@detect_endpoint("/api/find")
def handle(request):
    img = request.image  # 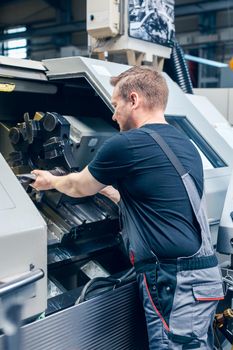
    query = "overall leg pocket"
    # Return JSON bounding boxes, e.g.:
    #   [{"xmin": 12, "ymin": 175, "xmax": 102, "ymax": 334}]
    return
[
  {"xmin": 192, "ymin": 281, "xmax": 224, "ymax": 337},
  {"xmin": 167, "ymin": 270, "xmax": 224, "ymax": 349}
]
